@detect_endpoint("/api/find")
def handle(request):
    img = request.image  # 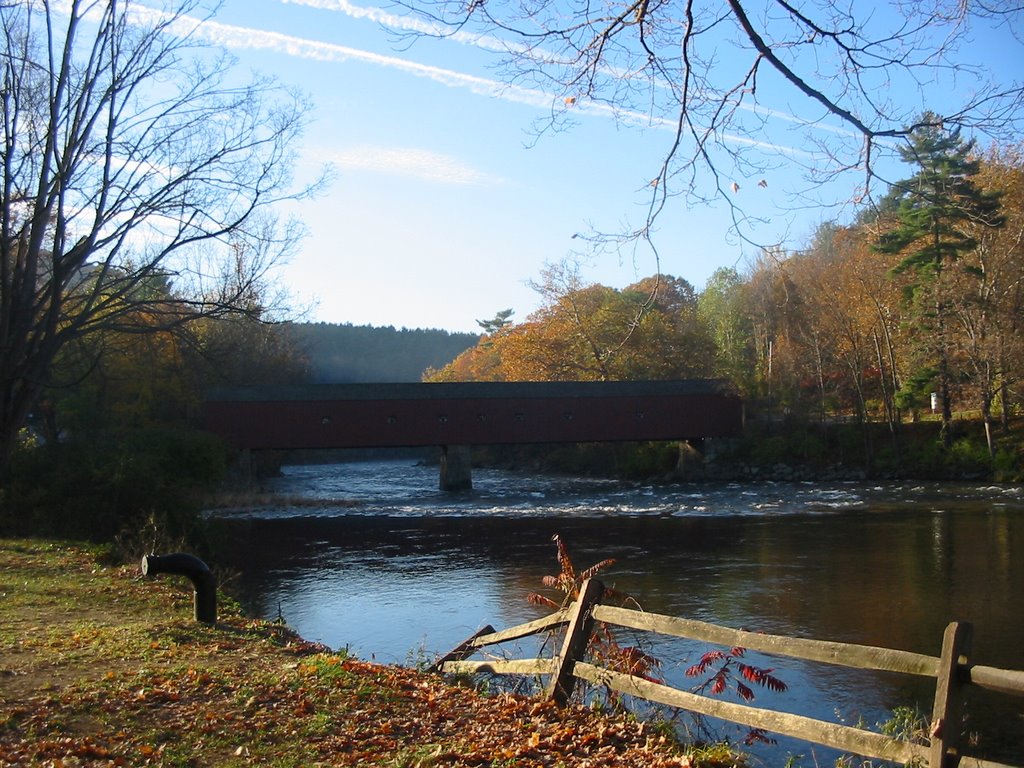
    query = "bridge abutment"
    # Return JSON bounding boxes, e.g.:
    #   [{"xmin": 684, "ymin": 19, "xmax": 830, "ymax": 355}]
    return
[{"xmin": 440, "ymin": 445, "xmax": 472, "ymax": 491}]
